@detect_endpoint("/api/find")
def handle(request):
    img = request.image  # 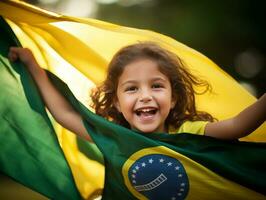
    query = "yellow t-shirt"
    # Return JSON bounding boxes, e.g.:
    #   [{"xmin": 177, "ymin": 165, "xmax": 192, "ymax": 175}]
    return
[{"xmin": 169, "ymin": 121, "xmax": 209, "ymax": 135}]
